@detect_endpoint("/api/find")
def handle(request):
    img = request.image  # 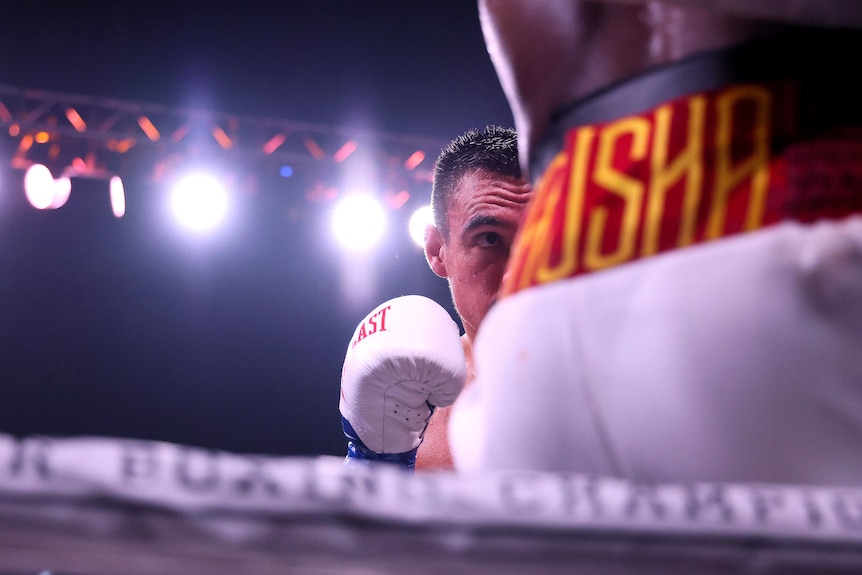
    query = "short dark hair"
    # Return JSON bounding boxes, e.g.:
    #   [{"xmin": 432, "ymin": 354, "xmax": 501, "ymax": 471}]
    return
[{"xmin": 431, "ymin": 125, "xmax": 521, "ymax": 239}]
